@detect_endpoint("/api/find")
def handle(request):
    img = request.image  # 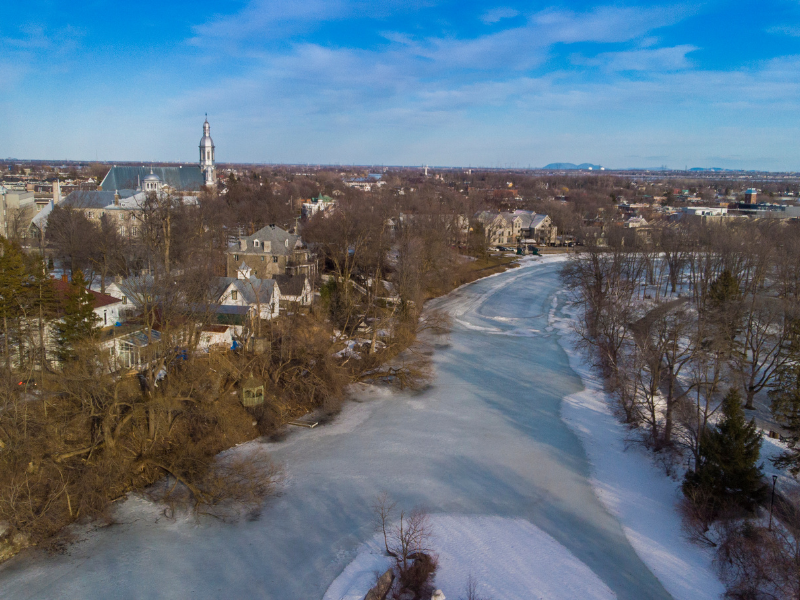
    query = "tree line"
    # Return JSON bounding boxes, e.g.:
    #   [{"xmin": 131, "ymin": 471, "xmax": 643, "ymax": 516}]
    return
[{"xmin": 562, "ymin": 218, "xmax": 800, "ymax": 597}]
